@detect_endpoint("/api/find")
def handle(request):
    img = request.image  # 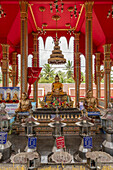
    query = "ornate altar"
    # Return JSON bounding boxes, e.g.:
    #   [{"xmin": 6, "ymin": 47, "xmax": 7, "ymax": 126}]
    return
[
  {"xmin": 40, "ymin": 75, "xmax": 73, "ymax": 108},
  {"xmin": 0, "ymin": 87, "xmax": 19, "ymax": 103}
]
